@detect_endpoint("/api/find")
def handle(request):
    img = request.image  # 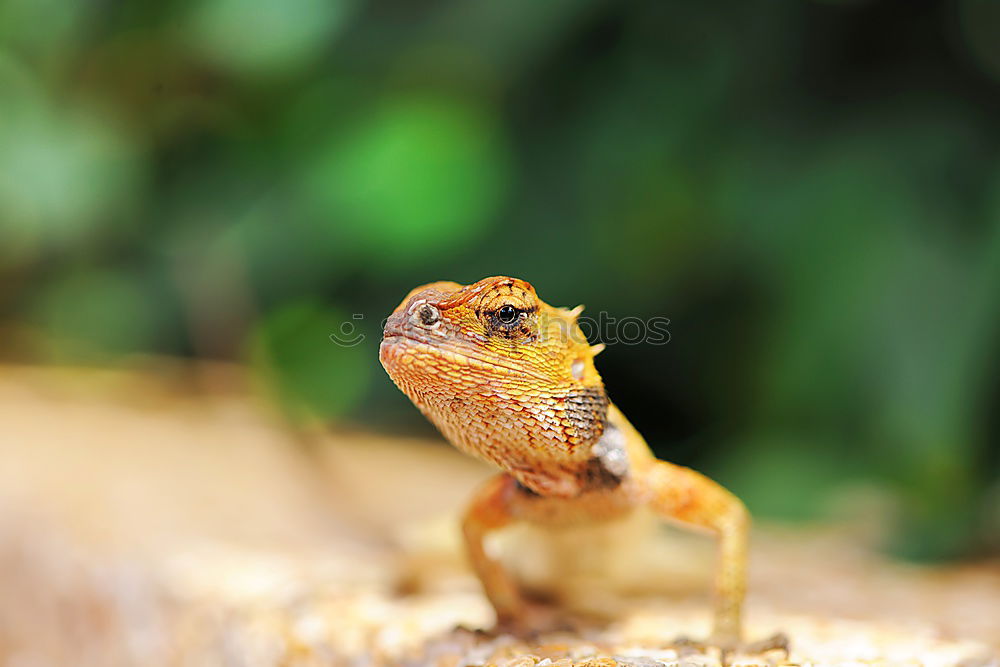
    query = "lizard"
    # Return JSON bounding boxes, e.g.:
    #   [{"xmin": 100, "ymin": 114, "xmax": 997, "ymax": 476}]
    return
[{"xmin": 378, "ymin": 275, "xmax": 787, "ymax": 655}]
